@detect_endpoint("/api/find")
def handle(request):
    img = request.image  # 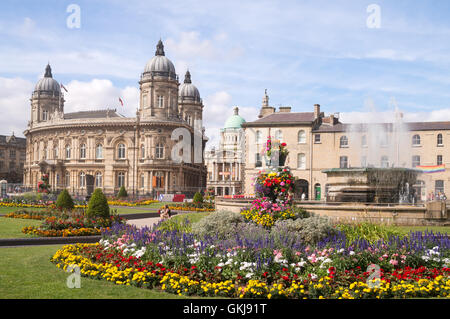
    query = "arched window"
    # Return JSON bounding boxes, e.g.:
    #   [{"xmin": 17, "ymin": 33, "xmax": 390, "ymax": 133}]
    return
[
  {"xmin": 256, "ymin": 131, "xmax": 262, "ymax": 144},
  {"xmin": 117, "ymin": 172, "xmax": 125, "ymax": 188},
  {"xmin": 437, "ymin": 133, "xmax": 443, "ymax": 146},
  {"xmin": 381, "ymin": 156, "xmax": 389, "ymax": 168},
  {"xmin": 340, "ymin": 136, "xmax": 348, "ymax": 148},
  {"xmin": 79, "ymin": 172, "xmax": 86, "ymax": 188},
  {"xmin": 95, "ymin": 144, "xmax": 103, "ymax": 159},
  {"xmin": 117, "ymin": 143, "xmax": 126, "ymax": 159},
  {"xmin": 155, "ymin": 143, "xmax": 164, "ymax": 159},
  {"xmin": 275, "ymin": 130, "xmax": 283, "ymax": 142},
  {"xmin": 65, "ymin": 145, "xmax": 71, "ymax": 159},
  {"xmin": 79, "ymin": 143, "xmax": 86, "ymax": 159},
  {"xmin": 412, "ymin": 134, "xmax": 421, "ymax": 146},
  {"xmin": 158, "ymin": 96, "xmax": 164, "ymax": 108},
  {"xmin": 298, "ymin": 130, "xmax": 306, "ymax": 144},
  {"xmin": 53, "ymin": 147, "xmax": 58, "ymax": 159},
  {"xmin": 95, "ymin": 172, "xmax": 102, "ymax": 188},
  {"xmin": 140, "ymin": 174, "xmax": 145, "ymax": 189},
  {"xmin": 42, "ymin": 110, "xmax": 48, "ymax": 121},
  {"xmin": 297, "ymin": 153, "xmax": 306, "ymax": 169},
  {"xmin": 141, "ymin": 145, "xmax": 145, "ymax": 159}
]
